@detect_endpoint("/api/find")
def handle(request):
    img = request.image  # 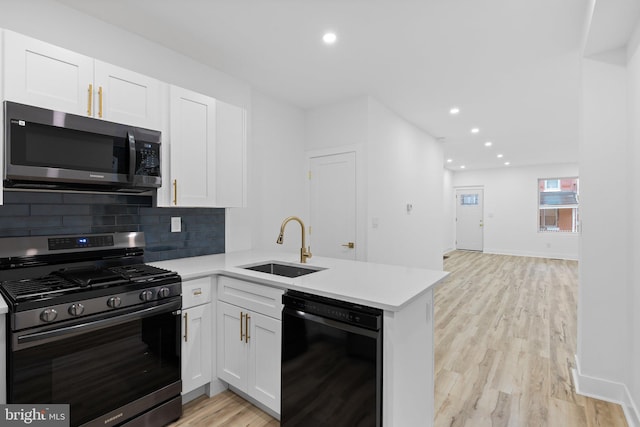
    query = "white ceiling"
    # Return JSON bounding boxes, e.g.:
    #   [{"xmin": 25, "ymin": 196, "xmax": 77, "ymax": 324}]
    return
[{"xmin": 56, "ymin": 0, "xmax": 590, "ymax": 171}]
